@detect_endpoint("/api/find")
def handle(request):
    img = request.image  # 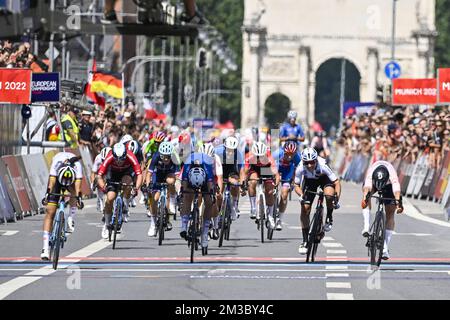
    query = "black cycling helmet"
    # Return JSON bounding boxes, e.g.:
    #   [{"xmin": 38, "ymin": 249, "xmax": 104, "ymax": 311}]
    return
[{"xmin": 372, "ymin": 165, "xmax": 390, "ymax": 191}]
